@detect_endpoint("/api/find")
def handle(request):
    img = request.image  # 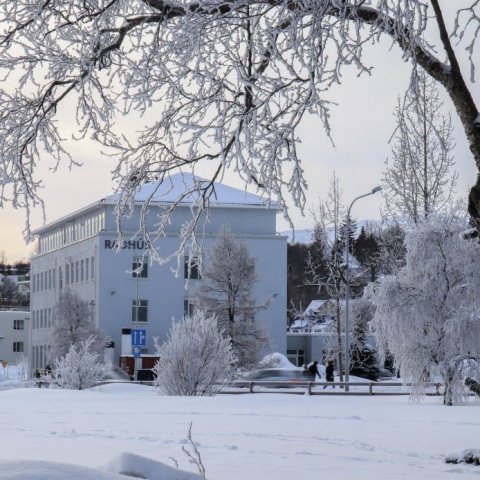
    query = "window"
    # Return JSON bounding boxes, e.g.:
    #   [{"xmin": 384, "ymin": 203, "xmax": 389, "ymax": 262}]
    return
[
  {"xmin": 80, "ymin": 259, "xmax": 84, "ymax": 282},
  {"xmin": 91, "ymin": 257, "xmax": 95, "ymax": 280},
  {"xmin": 13, "ymin": 342, "xmax": 24, "ymax": 353},
  {"xmin": 85, "ymin": 260, "xmax": 89, "ymax": 281},
  {"xmin": 13, "ymin": 319, "xmax": 24, "ymax": 330},
  {"xmin": 184, "ymin": 256, "xmax": 201, "ymax": 280},
  {"xmin": 132, "ymin": 299, "xmax": 148, "ymax": 323},
  {"xmin": 287, "ymin": 349, "xmax": 305, "ymax": 367},
  {"xmin": 65, "ymin": 264, "xmax": 70, "ymax": 286},
  {"xmin": 59, "ymin": 266, "xmax": 63, "ymax": 290},
  {"xmin": 132, "ymin": 256, "xmax": 148, "ymax": 278},
  {"xmin": 184, "ymin": 299, "xmax": 195, "ymax": 318},
  {"xmin": 75, "ymin": 261, "xmax": 79, "ymax": 283}
]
